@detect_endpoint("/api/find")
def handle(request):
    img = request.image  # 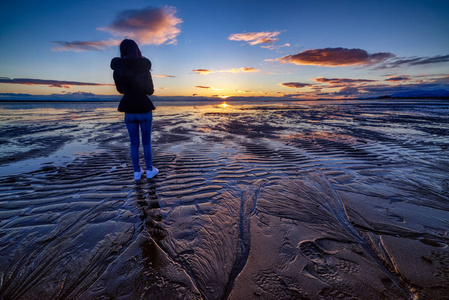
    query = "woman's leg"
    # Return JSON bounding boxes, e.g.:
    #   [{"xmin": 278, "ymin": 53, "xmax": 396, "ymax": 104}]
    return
[
  {"xmin": 125, "ymin": 121, "xmax": 141, "ymax": 172},
  {"xmin": 140, "ymin": 114, "xmax": 153, "ymax": 171}
]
